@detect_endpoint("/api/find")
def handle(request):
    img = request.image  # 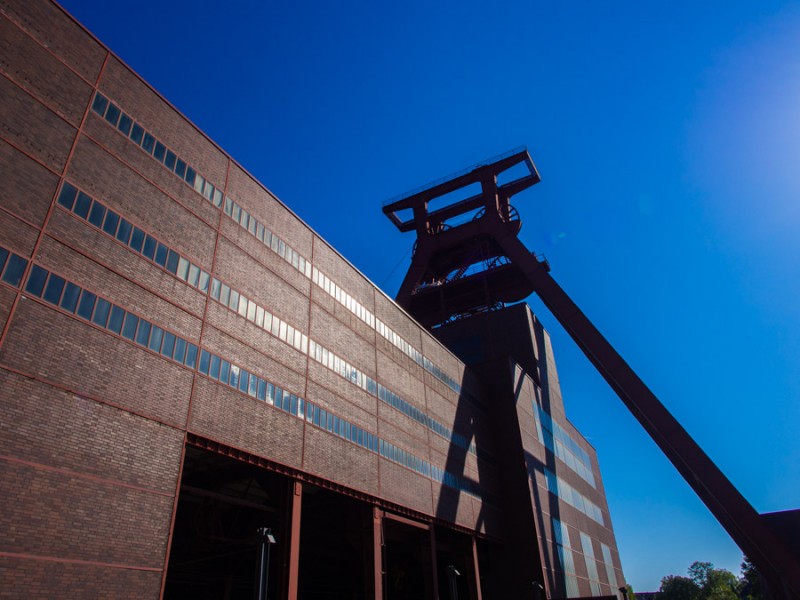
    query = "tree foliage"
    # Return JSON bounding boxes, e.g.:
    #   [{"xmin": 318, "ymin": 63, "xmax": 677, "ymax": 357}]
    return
[{"xmin": 658, "ymin": 559, "xmax": 760, "ymax": 600}]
